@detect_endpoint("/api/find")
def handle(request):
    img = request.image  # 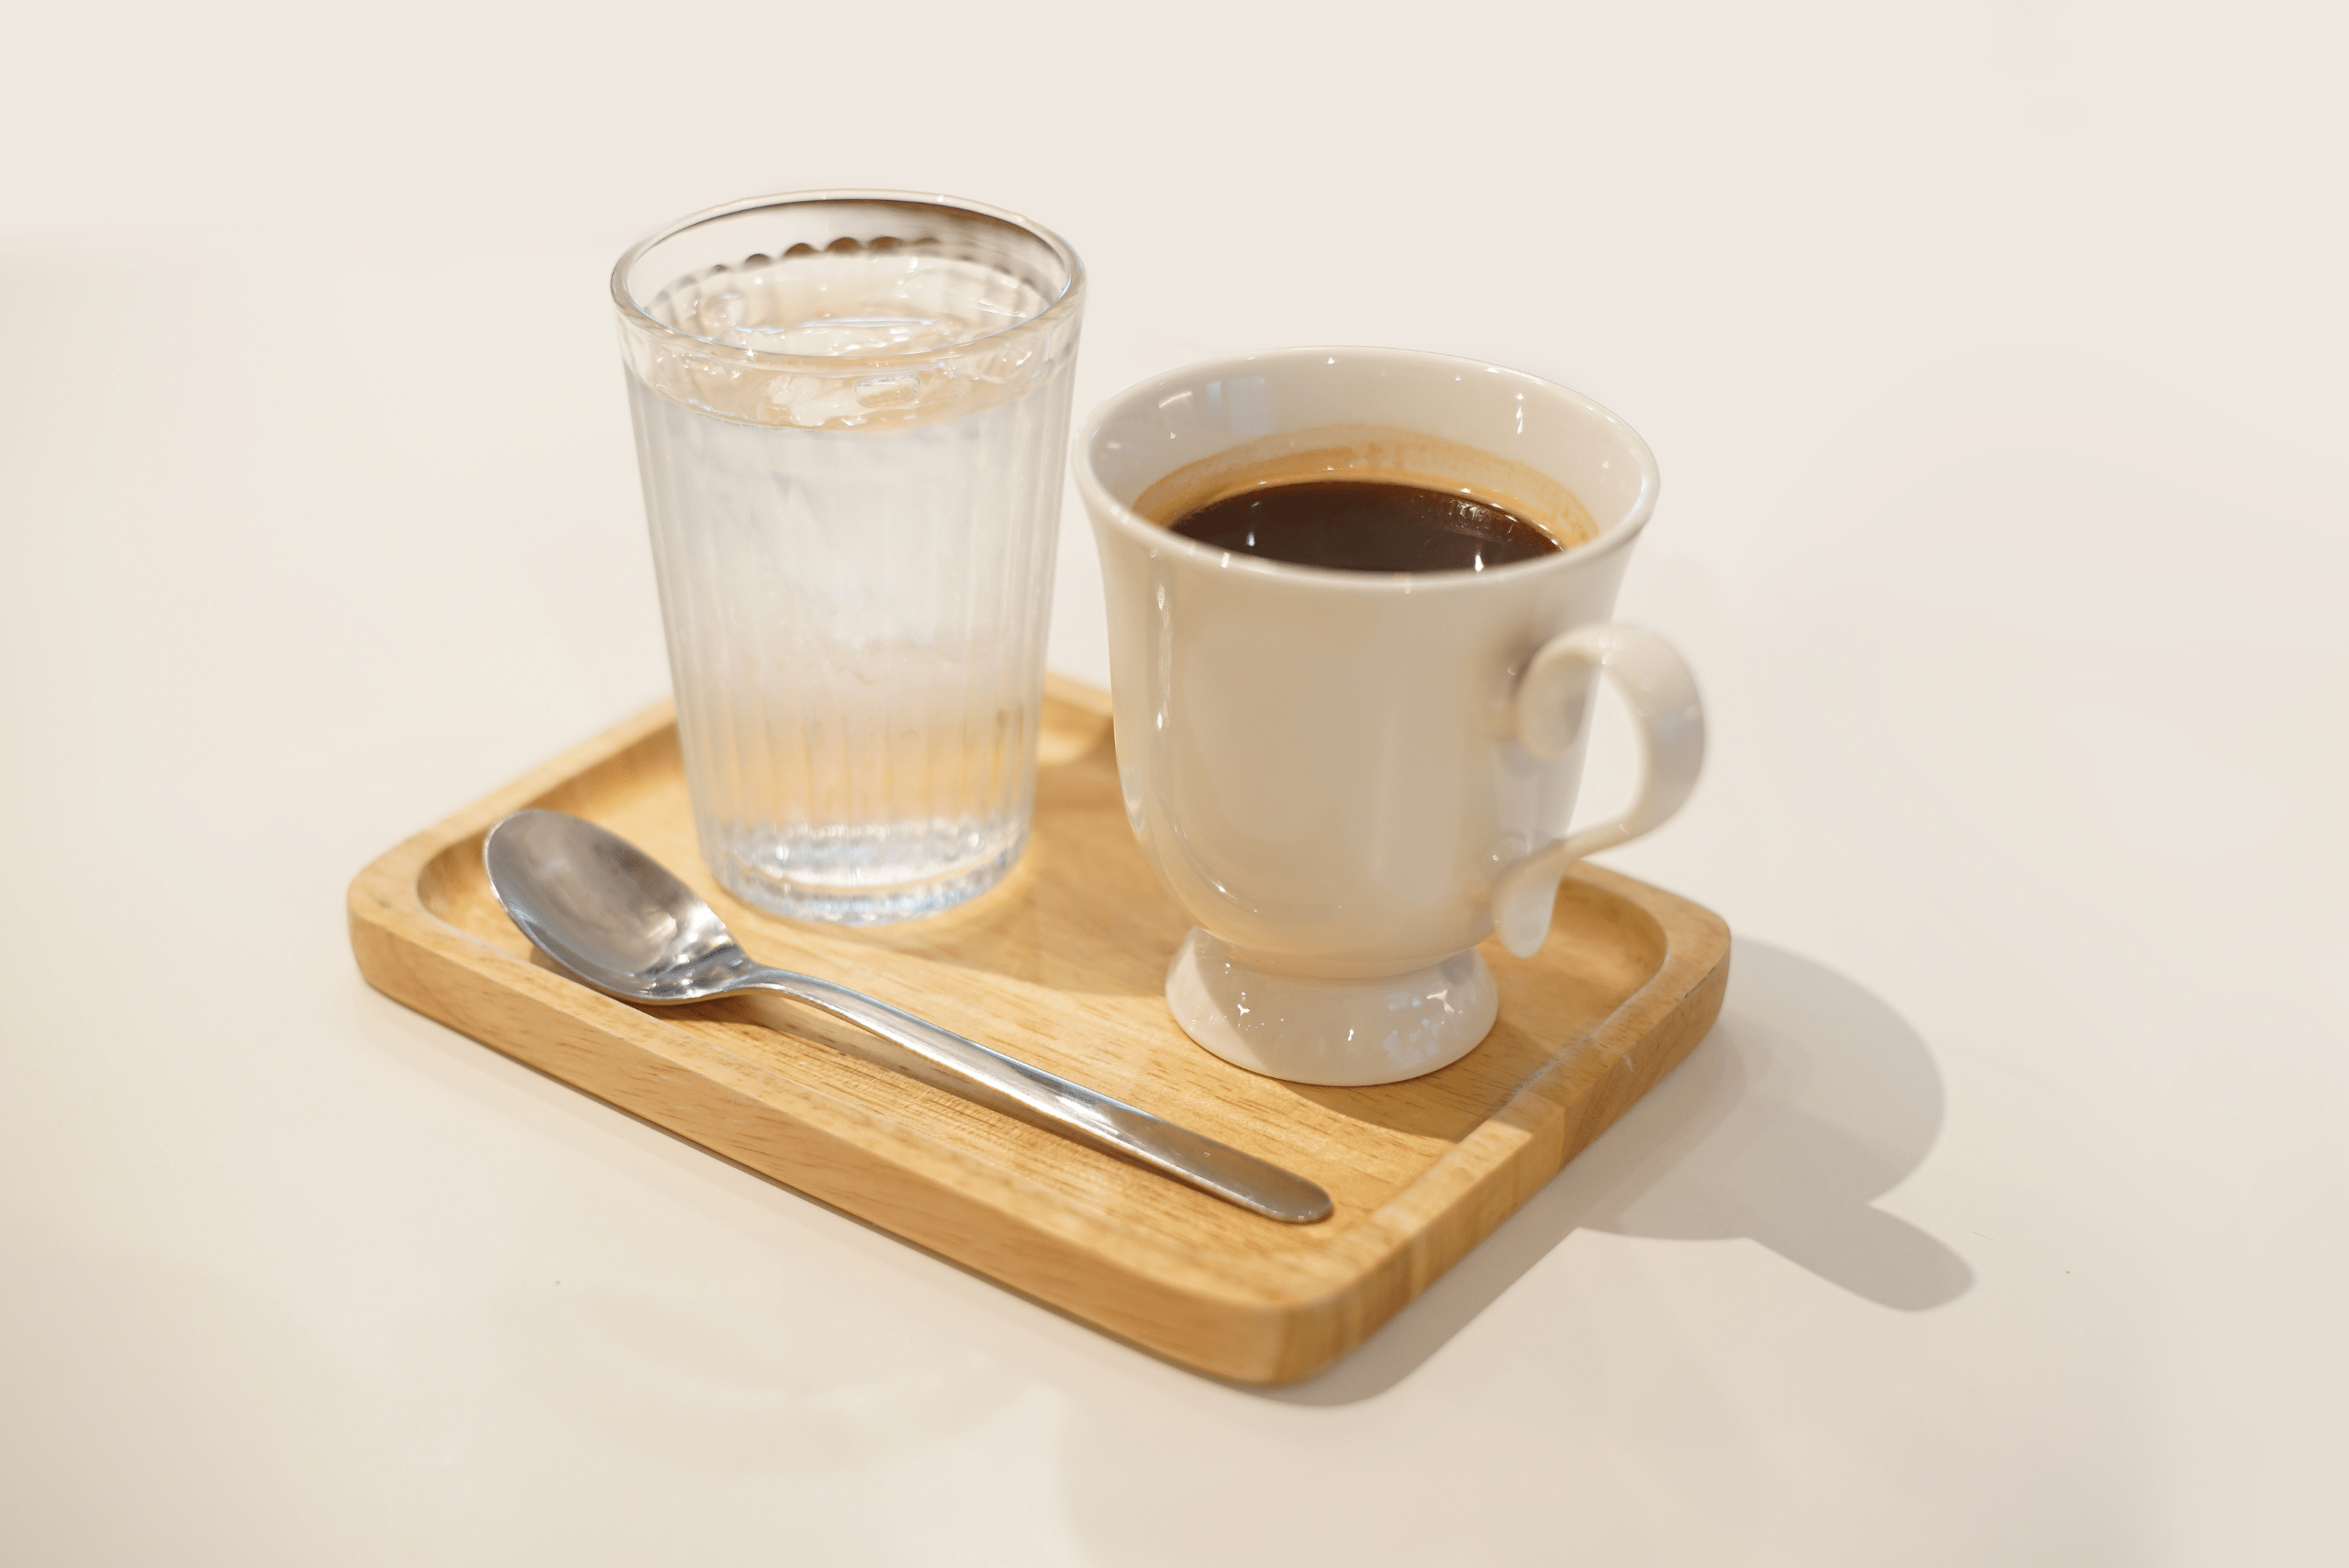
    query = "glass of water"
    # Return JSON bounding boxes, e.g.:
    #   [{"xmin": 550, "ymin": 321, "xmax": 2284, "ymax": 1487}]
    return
[{"xmin": 612, "ymin": 192, "xmax": 1085, "ymax": 923}]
